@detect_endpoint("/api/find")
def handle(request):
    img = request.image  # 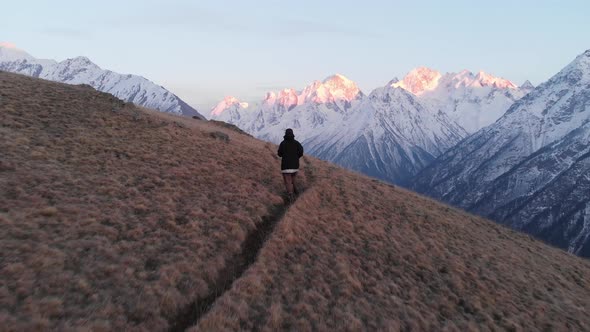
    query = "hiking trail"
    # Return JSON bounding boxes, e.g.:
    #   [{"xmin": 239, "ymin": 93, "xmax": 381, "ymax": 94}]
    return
[{"xmin": 168, "ymin": 158, "xmax": 315, "ymax": 331}]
